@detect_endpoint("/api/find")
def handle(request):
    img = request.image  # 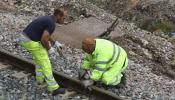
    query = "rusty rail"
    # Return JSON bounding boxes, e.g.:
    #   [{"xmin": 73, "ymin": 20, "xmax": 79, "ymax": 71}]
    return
[{"xmin": 0, "ymin": 48, "xmax": 123, "ymax": 100}]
